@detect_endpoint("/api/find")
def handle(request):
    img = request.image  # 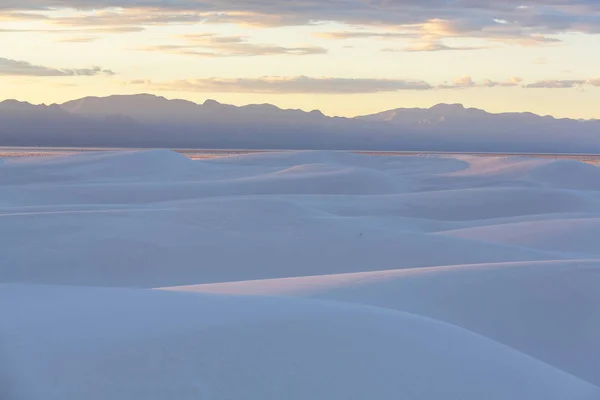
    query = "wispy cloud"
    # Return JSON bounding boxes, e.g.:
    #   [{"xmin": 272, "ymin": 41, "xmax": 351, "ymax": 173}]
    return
[
  {"xmin": 384, "ymin": 41, "xmax": 487, "ymax": 52},
  {"xmin": 143, "ymin": 74, "xmax": 600, "ymax": 94},
  {"xmin": 56, "ymin": 37, "xmax": 99, "ymax": 43},
  {"xmin": 483, "ymin": 77, "xmax": 523, "ymax": 87},
  {"xmin": 524, "ymin": 79, "xmax": 599, "ymax": 89},
  {"xmin": 316, "ymin": 31, "xmax": 417, "ymax": 40},
  {"xmin": 437, "ymin": 76, "xmax": 477, "ymax": 89},
  {"xmin": 588, "ymin": 78, "xmax": 600, "ymax": 87},
  {"xmin": 0, "ymin": 27, "xmax": 144, "ymax": 34},
  {"xmin": 153, "ymin": 76, "xmax": 433, "ymax": 94},
  {"xmin": 316, "ymin": 22, "xmax": 562, "ymax": 48},
  {"xmin": 435, "ymin": 76, "xmax": 527, "ymax": 89},
  {"xmin": 0, "ymin": 11, "xmax": 47, "ymax": 21},
  {"xmin": 127, "ymin": 79, "xmax": 152, "ymax": 85},
  {"xmin": 140, "ymin": 34, "xmax": 326, "ymax": 57},
  {"xmin": 0, "ymin": 57, "xmax": 114, "ymax": 77},
  {"xmin": 418, "ymin": 18, "xmax": 563, "ymax": 46}
]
